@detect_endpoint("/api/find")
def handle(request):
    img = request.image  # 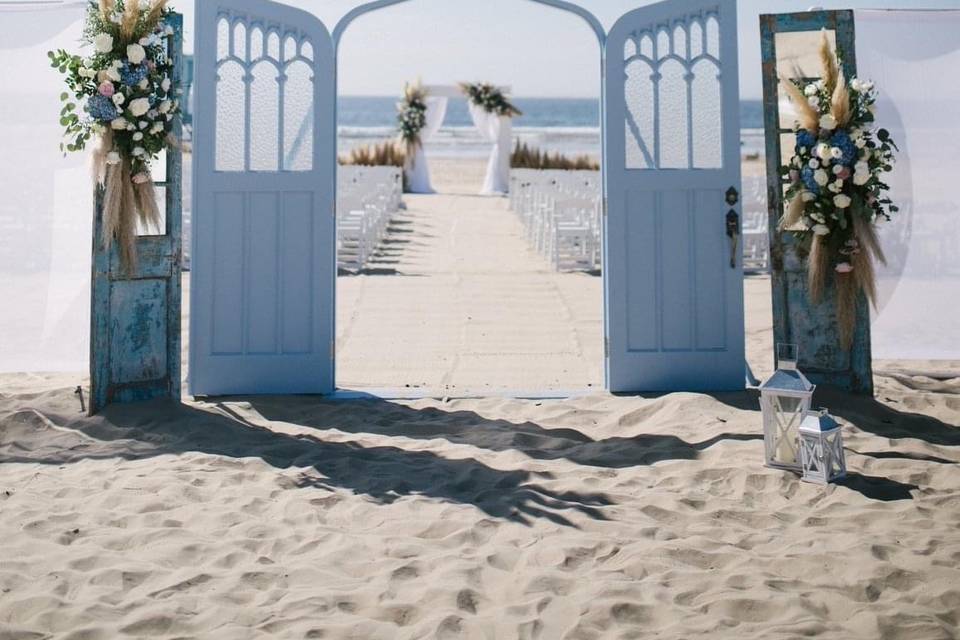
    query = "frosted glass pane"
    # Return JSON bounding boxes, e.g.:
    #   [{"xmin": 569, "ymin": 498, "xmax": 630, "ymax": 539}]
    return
[
  {"xmin": 249, "ymin": 61, "xmax": 279, "ymax": 172},
  {"xmin": 216, "ymin": 17, "xmax": 229, "ymax": 61},
  {"xmin": 284, "ymin": 35, "xmax": 297, "ymax": 63},
  {"xmin": 691, "ymin": 59, "xmax": 722, "ymax": 169},
  {"xmin": 250, "ymin": 26, "xmax": 264, "ymax": 60},
  {"xmin": 673, "ymin": 24, "xmax": 687, "ymax": 59},
  {"xmin": 624, "ymin": 37, "xmax": 637, "ymax": 60},
  {"xmin": 215, "ymin": 61, "xmax": 245, "ymax": 172},
  {"xmin": 656, "ymin": 28, "xmax": 670, "ymax": 58},
  {"xmin": 267, "ymin": 31, "xmax": 280, "ymax": 61},
  {"xmin": 706, "ymin": 15, "xmax": 720, "ymax": 59},
  {"xmin": 690, "ymin": 20, "xmax": 704, "ymax": 58},
  {"xmin": 640, "ymin": 33, "xmax": 654, "ymax": 59},
  {"xmin": 624, "ymin": 59, "xmax": 654, "ymax": 169},
  {"xmin": 232, "ymin": 21, "xmax": 246, "ymax": 59},
  {"xmin": 301, "ymin": 40, "xmax": 314, "ymax": 61},
  {"xmin": 658, "ymin": 59, "xmax": 689, "ymax": 169},
  {"xmin": 284, "ymin": 60, "xmax": 314, "ymax": 171}
]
